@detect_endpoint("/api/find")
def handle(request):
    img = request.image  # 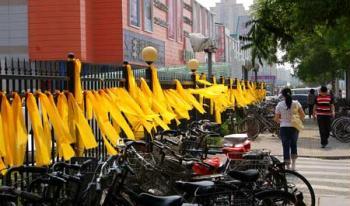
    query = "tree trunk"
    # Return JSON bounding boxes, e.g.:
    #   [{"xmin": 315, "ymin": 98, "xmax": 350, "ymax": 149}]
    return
[{"xmin": 346, "ymin": 70, "xmax": 350, "ymax": 103}]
